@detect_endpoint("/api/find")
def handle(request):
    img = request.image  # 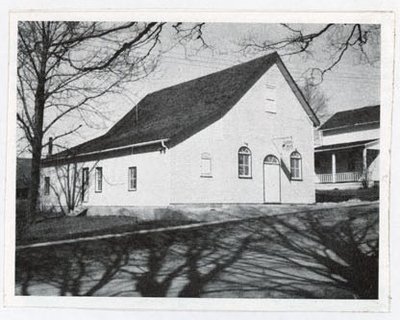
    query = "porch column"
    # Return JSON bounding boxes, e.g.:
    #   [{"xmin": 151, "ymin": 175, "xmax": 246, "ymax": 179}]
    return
[
  {"xmin": 332, "ymin": 153, "xmax": 336, "ymax": 183},
  {"xmin": 363, "ymin": 147, "xmax": 367, "ymax": 177}
]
